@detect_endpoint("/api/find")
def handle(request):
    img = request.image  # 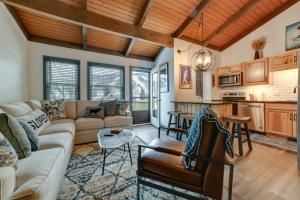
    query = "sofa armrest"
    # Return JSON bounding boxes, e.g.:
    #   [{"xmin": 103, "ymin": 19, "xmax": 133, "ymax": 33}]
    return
[
  {"xmin": 0, "ymin": 167, "xmax": 15, "ymax": 200},
  {"xmin": 125, "ymin": 111, "xmax": 132, "ymax": 117}
]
